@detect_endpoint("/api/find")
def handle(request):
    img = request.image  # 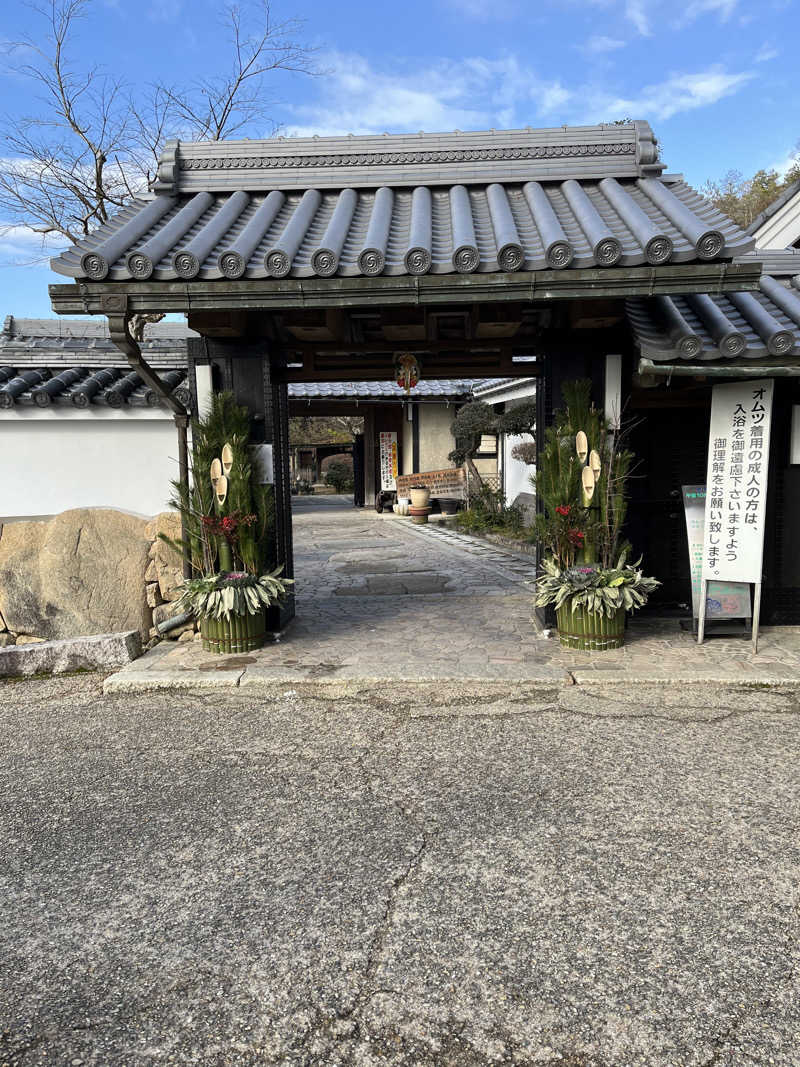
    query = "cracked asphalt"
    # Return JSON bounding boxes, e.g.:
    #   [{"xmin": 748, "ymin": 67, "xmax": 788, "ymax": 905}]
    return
[{"xmin": 1, "ymin": 674, "xmax": 799, "ymax": 1066}]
